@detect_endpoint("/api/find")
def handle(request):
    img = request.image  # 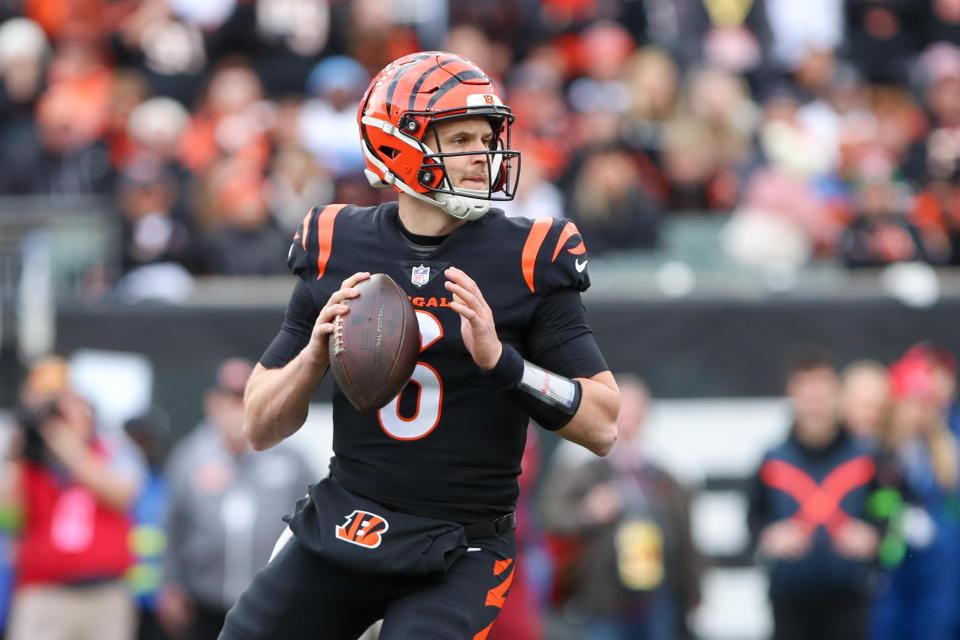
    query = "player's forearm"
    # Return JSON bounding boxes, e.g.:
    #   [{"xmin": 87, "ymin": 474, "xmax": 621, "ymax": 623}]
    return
[
  {"xmin": 555, "ymin": 371, "xmax": 620, "ymax": 457},
  {"xmin": 243, "ymin": 354, "xmax": 327, "ymax": 450}
]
